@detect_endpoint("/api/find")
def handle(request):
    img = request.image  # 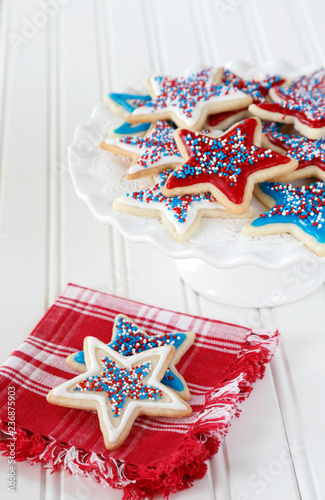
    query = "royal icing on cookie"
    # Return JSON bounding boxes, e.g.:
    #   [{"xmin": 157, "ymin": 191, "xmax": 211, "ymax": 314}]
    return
[
  {"xmin": 114, "ymin": 122, "xmax": 150, "ymax": 136},
  {"xmin": 48, "ymin": 338, "xmax": 192, "ymax": 450},
  {"xmin": 162, "ymin": 118, "xmax": 297, "ymax": 214},
  {"xmin": 207, "ymin": 70, "xmax": 285, "ymax": 128},
  {"xmin": 109, "ymin": 92, "xmax": 152, "ymax": 114},
  {"xmin": 222, "ymin": 70, "xmax": 285, "ymax": 102},
  {"xmin": 242, "ymin": 180, "xmax": 325, "ymax": 255},
  {"xmin": 250, "ymin": 68, "xmax": 325, "ymax": 138},
  {"xmin": 252, "ymin": 181, "xmax": 325, "ymax": 242},
  {"xmin": 128, "ymin": 67, "xmax": 252, "ymax": 129},
  {"xmin": 74, "ymin": 357, "xmax": 163, "ymax": 417},
  {"xmin": 113, "ymin": 169, "xmax": 251, "ymax": 241},
  {"xmin": 73, "ymin": 315, "xmax": 191, "ymax": 394},
  {"xmin": 107, "ymin": 92, "xmax": 152, "ymax": 135},
  {"xmin": 206, "ymin": 108, "xmax": 250, "ymax": 129},
  {"xmin": 263, "ymin": 122, "xmax": 325, "ymax": 180},
  {"xmin": 100, "ymin": 121, "xmax": 181, "ymax": 178}
]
